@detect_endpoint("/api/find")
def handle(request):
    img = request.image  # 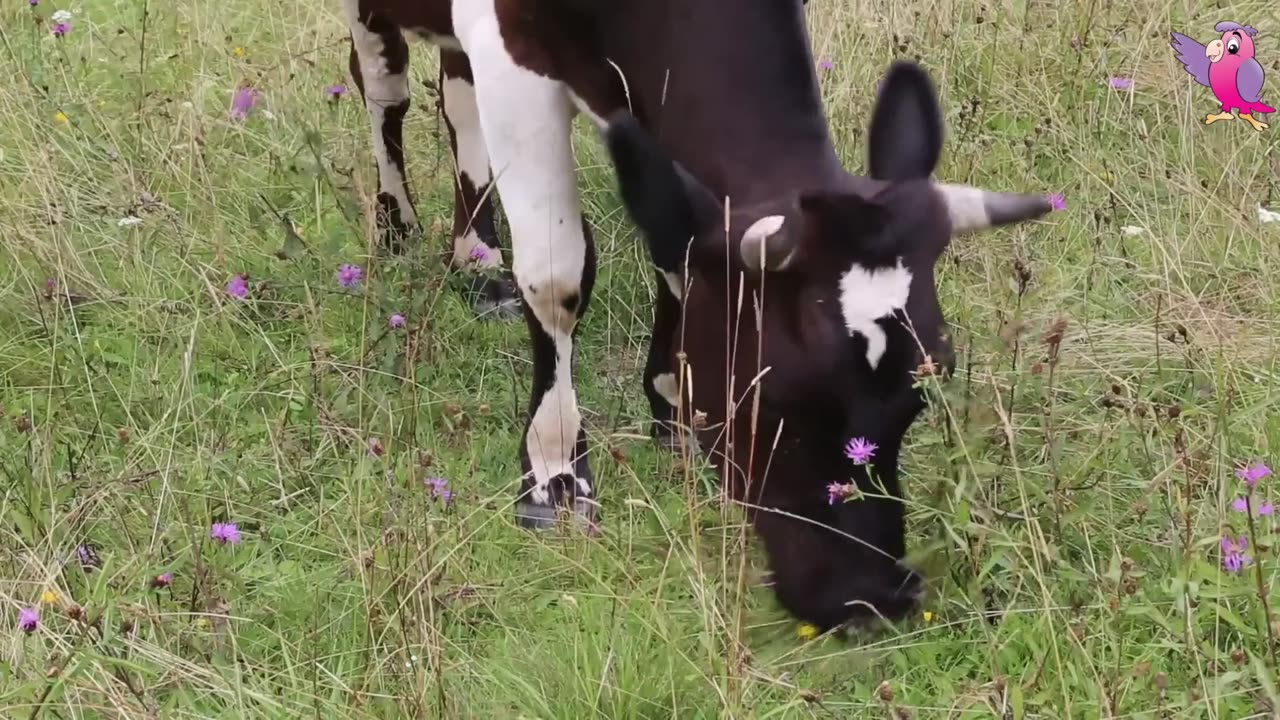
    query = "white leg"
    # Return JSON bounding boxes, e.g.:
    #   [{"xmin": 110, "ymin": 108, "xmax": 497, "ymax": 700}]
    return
[
  {"xmin": 453, "ymin": 0, "xmax": 597, "ymax": 524},
  {"xmin": 343, "ymin": 0, "xmax": 416, "ymax": 249}
]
